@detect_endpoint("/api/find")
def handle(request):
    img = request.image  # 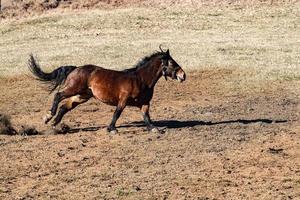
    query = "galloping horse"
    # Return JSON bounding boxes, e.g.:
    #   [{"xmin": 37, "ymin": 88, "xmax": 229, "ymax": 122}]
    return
[{"xmin": 28, "ymin": 47, "xmax": 186, "ymax": 133}]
